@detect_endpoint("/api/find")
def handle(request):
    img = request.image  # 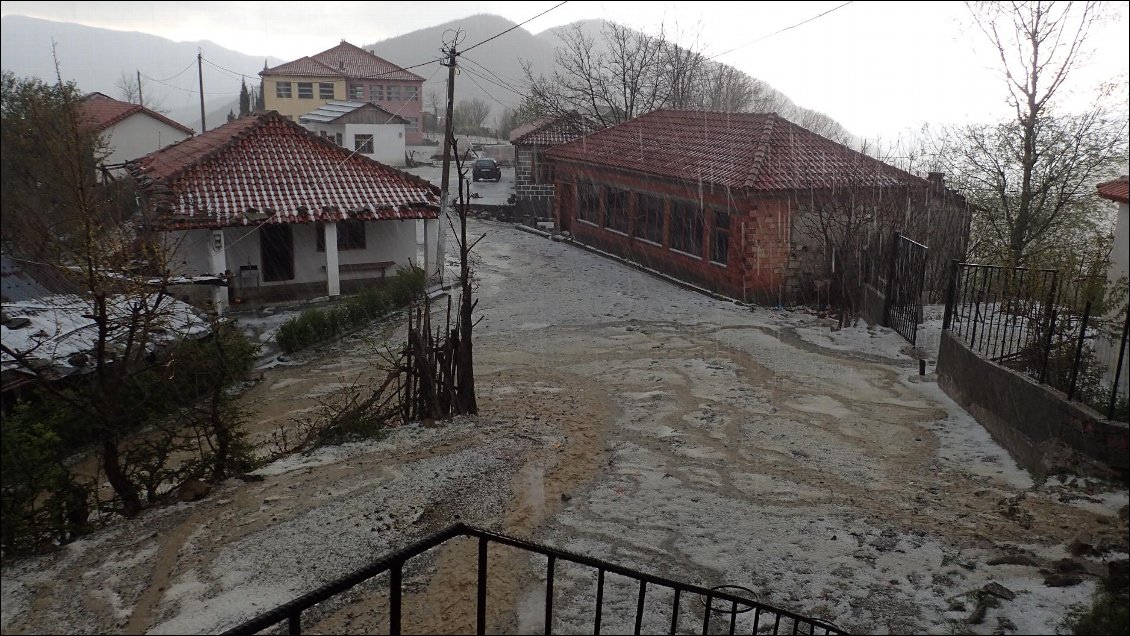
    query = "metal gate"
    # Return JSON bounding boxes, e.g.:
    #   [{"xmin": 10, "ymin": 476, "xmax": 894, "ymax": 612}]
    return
[{"xmin": 884, "ymin": 232, "xmax": 928, "ymax": 346}]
